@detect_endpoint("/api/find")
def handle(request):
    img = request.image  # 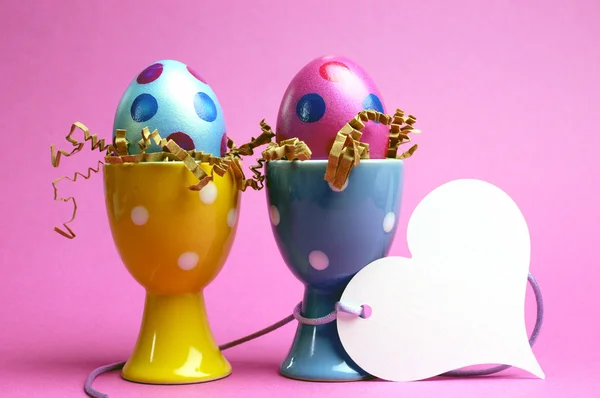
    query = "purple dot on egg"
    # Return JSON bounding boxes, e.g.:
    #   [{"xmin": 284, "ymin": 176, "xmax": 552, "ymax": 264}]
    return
[
  {"xmin": 136, "ymin": 63, "xmax": 163, "ymax": 84},
  {"xmin": 220, "ymin": 133, "xmax": 228, "ymax": 157},
  {"xmin": 296, "ymin": 93, "xmax": 326, "ymax": 123},
  {"xmin": 194, "ymin": 92, "xmax": 217, "ymax": 122},
  {"xmin": 130, "ymin": 93, "xmax": 158, "ymax": 122},
  {"xmin": 166, "ymin": 132, "xmax": 195, "ymax": 151},
  {"xmin": 319, "ymin": 61, "xmax": 351, "ymax": 82},
  {"xmin": 187, "ymin": 65, "xmax": 208, "ymax": 84}
]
